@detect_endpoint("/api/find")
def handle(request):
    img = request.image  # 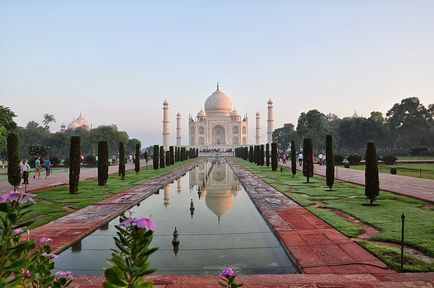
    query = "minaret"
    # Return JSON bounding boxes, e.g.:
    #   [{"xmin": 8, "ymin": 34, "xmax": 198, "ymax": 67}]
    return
[
  {"xmin": 162, "ymin": 100, "xmax": 169, "ymax": 150},
  {"xmin": 267, "ymin": 99, "xmax": 274, "ymax": 143},
  {"xmin": 255, "ymin": 112, "xmax": 261, "ymax": 145},
  {"xmin": 176, "ymin": 112, "xmax": 181, "ymax": 146}
]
